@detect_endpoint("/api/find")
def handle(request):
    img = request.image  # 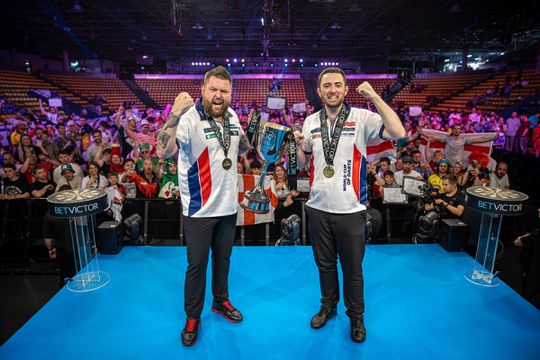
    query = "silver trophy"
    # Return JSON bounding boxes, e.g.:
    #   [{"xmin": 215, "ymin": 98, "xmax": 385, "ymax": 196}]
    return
[{"xmin": 241, "ymin": 121, "xmax": 291, "ymax": 214}]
